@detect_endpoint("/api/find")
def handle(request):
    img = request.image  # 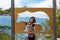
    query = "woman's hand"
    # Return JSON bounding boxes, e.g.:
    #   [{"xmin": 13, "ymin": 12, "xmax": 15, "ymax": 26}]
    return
[
  {"xmin": 27, "ymin": 31, "xmax": 35, "ymax": 34},
  {"xmin": 27, "ymin": 28, "xmax": 35, "ymax": 34}
]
